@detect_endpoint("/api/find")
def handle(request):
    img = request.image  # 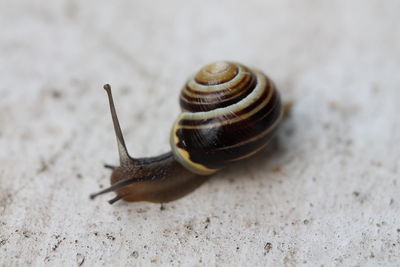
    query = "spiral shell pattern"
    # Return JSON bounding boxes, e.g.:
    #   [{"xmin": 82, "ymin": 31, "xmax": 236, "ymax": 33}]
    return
[{"xmin": 171, "ymin": 61, "xmax": 283, "ymax": 175}]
